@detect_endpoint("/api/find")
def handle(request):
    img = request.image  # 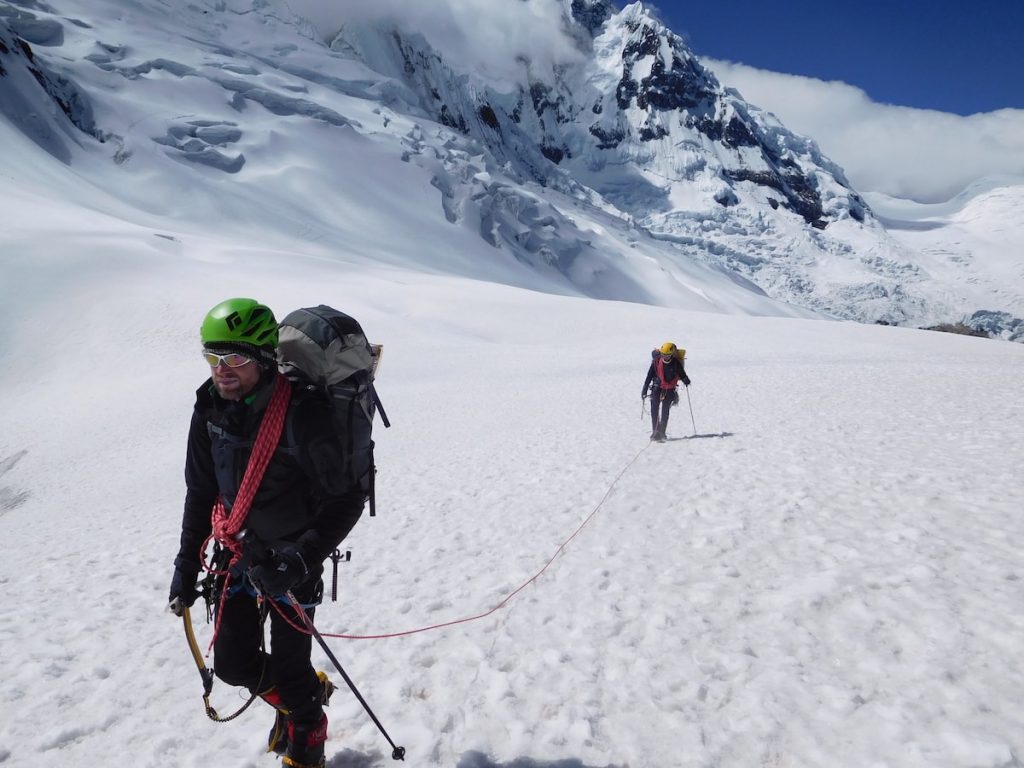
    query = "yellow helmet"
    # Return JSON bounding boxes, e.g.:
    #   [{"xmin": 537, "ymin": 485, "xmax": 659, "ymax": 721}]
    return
[{"xmin": 659, "ymin": 342, "xmax": 676, "ymax": 355}]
